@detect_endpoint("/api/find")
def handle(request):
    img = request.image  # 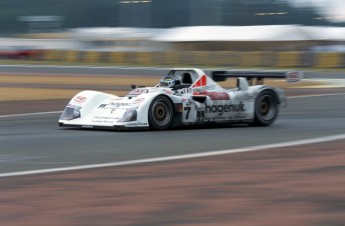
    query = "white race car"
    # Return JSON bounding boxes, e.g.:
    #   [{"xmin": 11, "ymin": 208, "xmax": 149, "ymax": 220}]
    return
[{"xmin": 59, "ymin": 68, "xmax": 302, "ymax": 130}]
